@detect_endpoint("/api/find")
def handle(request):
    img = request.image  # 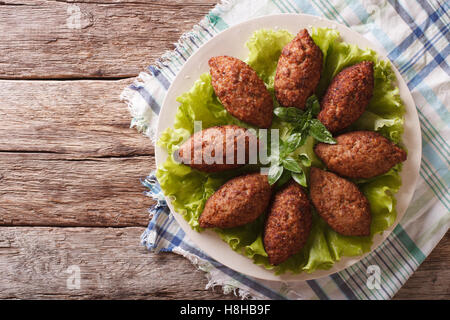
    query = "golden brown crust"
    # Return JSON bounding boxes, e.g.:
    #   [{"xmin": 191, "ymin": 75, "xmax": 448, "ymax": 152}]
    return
[
  {"xmin": 274, "ymin": 29, "xmax": 323, "ymax": 110},
  {"xmin": 314, "ymin": 131, "xmax": 407, "ymax": 179},
  {"xmin": 318, "ymin": 61, "xmax": 374, "ymax": 133},
  {"xmin": 263, "ymin": 181, "xmax": 312, "ymax": 265},
  {"xmin": 177, "ymin": 125, "xmax": 256, "ymax": 173},
  {"xmin": 199, "ymin": 173, "xmax": 271, "ymax": 229},
  {"xmin": 309, "ymin": 168, "xmax": 371, "ymax": 237},
  {"xmin": 209, "ymin": 56, "xmax": 273, "ymax": 128}
]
